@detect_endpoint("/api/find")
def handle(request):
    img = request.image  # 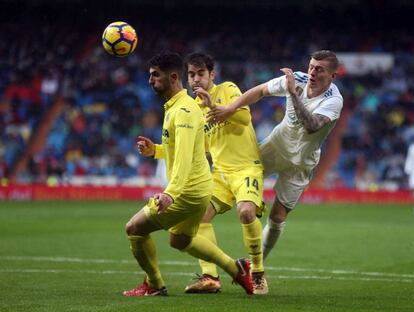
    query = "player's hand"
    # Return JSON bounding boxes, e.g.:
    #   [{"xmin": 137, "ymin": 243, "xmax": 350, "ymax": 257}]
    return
[
  {"xmin": 153, "ymin": 193, "xmax": 173, "ymax": 214},
  {"xmin": 280, "ymin": 68, "xmax": 297, "ymax": 96},
  {"xmin": 136, "ymin": 136, "xmax": 155, "ymax": 157},
  {"xmin": 194, "ymin": 87, "xmax": 215, "ymax": 109},
  {"xmin": 206, "ymin": 104, "xmax": 235, "ymax": 123}
]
